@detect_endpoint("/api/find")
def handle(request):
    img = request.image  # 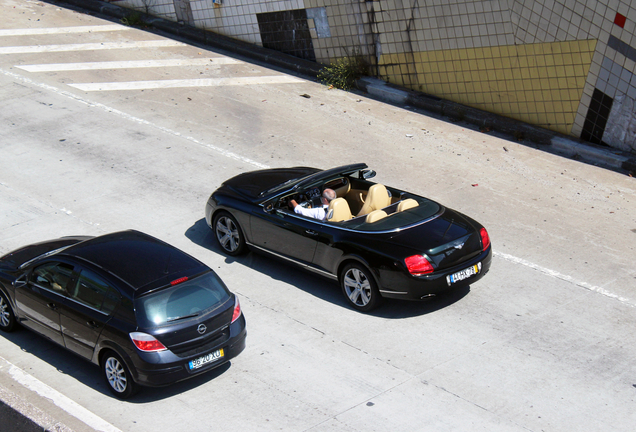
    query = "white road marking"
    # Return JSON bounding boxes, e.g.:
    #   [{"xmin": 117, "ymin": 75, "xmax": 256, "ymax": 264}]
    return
[
  {"xmin": 1, "ymin": 67, "xmax": 630, "ymax": 310},
  {"xmin": 1, "ymin": 357, "xmax": 122, "ymax": 432},
  {"xmin": 16, "ymin": 58, "xmax": 242, "ymax": 72},
  {"xmin": 1, "ymin": 67, "xmax": 269, "ymax": 169},
  {"xmin": 0, "ymin": 25, "xmax": 131, "ymax": 36},
  {"xmin": 0, "ymin": 40, "xmax": 186, "ymax": 54},
  {"xmin": 493, "ymin": 251, "xmax": 633, "ymax": 306},
  {"xmin": 69, "ymin": 75, "xmax": 304, "ymax": 91}
]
